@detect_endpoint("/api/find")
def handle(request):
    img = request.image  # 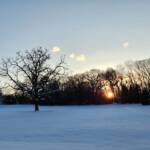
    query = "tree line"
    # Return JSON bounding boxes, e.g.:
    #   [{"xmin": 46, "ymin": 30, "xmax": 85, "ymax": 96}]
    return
[{"xmin": 0, "ymin": 47, "xmax": 149, "ymax": 111}]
